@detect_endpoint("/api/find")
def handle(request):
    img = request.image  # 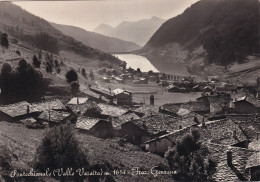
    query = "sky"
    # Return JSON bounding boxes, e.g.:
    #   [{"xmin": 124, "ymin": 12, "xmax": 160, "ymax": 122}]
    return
[{"xmin": 14, "ymin": 0, "xmax": 199, "ymax": 31}]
